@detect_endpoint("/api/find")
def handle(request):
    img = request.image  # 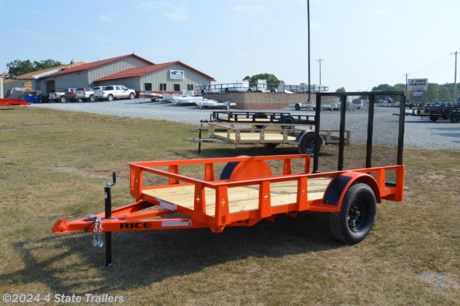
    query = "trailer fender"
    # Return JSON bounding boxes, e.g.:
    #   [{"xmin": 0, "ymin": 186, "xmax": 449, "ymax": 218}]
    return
[
  {"xmin": 323, "ymin": 172, "xmax": 381, "ymax": 207},
  {"xmin": 220, "ymin": 157, "xmax": 272, "ymax": 181}
]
